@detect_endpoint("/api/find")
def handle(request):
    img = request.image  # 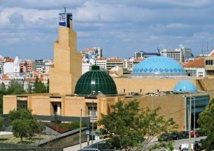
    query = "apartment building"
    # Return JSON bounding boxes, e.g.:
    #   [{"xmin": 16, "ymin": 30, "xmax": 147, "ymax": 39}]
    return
[
  {"xmin": 20, "ymin": 59, "xmax": 36, "ymax": 72},
  {"xmin": 160, "ymin": 44, "xmax": 193, "ymax": 62},
  {"xmin": 204, "ymin": 50, "xmax": 214, "ymax": 76},
  {"xmin": 106, "ymin": 57, "xmax": 124, "ymax": 71}
]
